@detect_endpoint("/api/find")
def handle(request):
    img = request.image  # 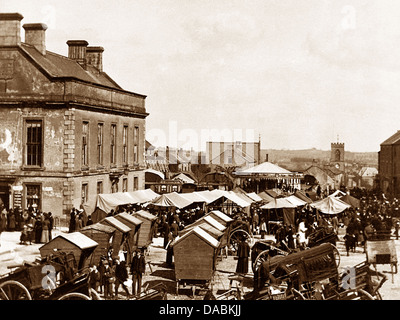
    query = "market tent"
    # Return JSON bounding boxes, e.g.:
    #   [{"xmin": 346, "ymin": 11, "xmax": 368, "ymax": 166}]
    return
[
  {"xmin": 127, "ymin": 189, "xmax": 159, "ymax": 203},
  {"xmin": 339, "ymin": 194, "xmax": 360, "ymax": 208},
  {"xmin": 193, "ymin": 190, "xmax": 223, "ymax": 204},
  {"xmin": 285, "ymin": 195, "xmax": 308, "ymax": 207},
  {"xmin": 331, "ymin": 190, "xmax": 347, "ymax": 197},
  {"xmin": 232, "ymin": 191, "xmax": 255, "ymax": 206},
  {"xmin": 209, "ymin": 189, "xmax": 251, "ymax": 207},
  {"xmin": 257, "ymin": 191, "xmax": 275, "ymax": 203},
  {"xmin": 294, "ymin": 190, "xmax": 313, "ymax": 204},
  {"xmin": 310, "ymin": 196, "xmax": 351, "ymax": 214},
  {"xmin": 246, "ymin": 192, "xmax": 263, "ymax": 202},
  {"xmin": 96, "ymin": 192, "xmax": 136, "ymax": 213},
  {"xmin": 95, "ymin": 189, "xmax": 159, "ymax": 215},
  {"xmin": 235, "ymin": 161, "xmax": 293, "ymax": 175},
  {"xmin": 260, "ymin": 198, "xmax": 297, "ymax": 209},
  {"xmin": 151, "ymin": 192, "xmax": 193, "ymax": 209},
  {"xmin": 178, "ymin": 192, "xmax": 209, "ymax": 204},
  {"xmin": 172, "ymin": 173, "xmax": 195, "ymax": 184}
]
